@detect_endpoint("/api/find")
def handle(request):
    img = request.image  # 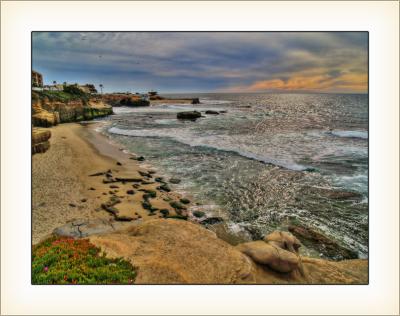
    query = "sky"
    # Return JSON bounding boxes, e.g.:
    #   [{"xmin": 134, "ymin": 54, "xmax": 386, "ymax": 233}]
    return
[{"xmin": 32, "ymin": 32, "xmax": 368, "ymax": 94}]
